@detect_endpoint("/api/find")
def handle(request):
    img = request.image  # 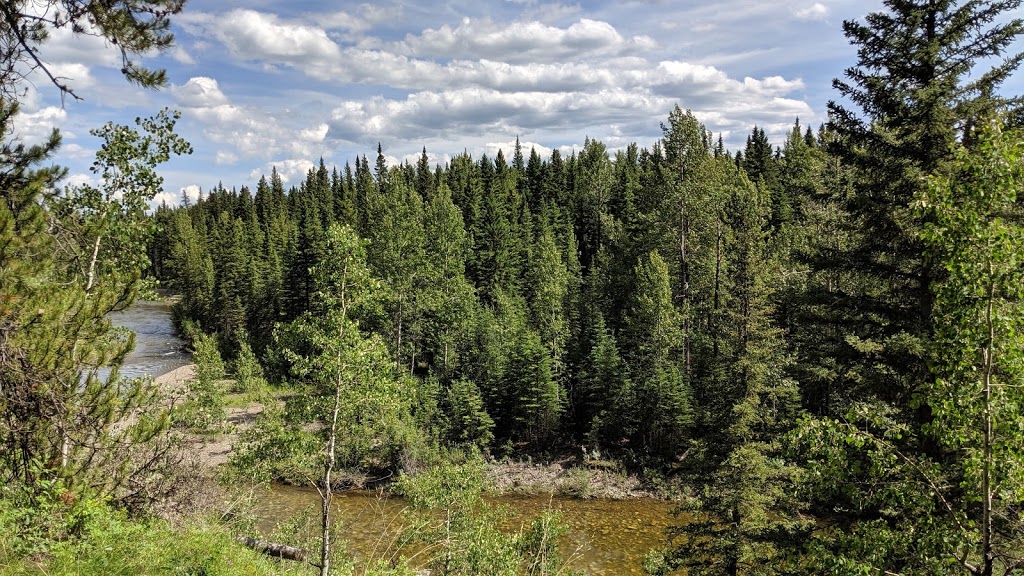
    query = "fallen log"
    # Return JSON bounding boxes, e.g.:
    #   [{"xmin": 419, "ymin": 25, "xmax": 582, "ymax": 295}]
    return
[{"xmin": 236, "ymin": 536, "xmax": 307, "ymax": 562}]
